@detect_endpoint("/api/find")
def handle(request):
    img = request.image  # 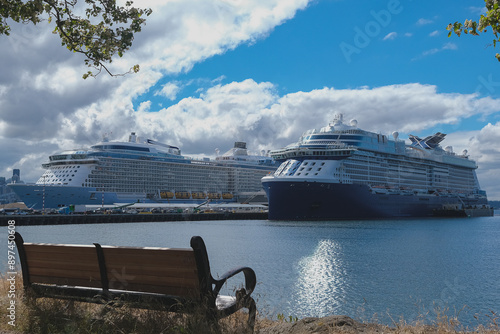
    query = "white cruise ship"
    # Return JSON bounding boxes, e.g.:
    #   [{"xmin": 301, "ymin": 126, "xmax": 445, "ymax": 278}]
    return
[
  {"xmin": 9, "ymin": 133, "xmax": 278, "ymax": 210},
  {"xmin": 262, "ymin": 114, "xmax": 493, "ymax": 220}
]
